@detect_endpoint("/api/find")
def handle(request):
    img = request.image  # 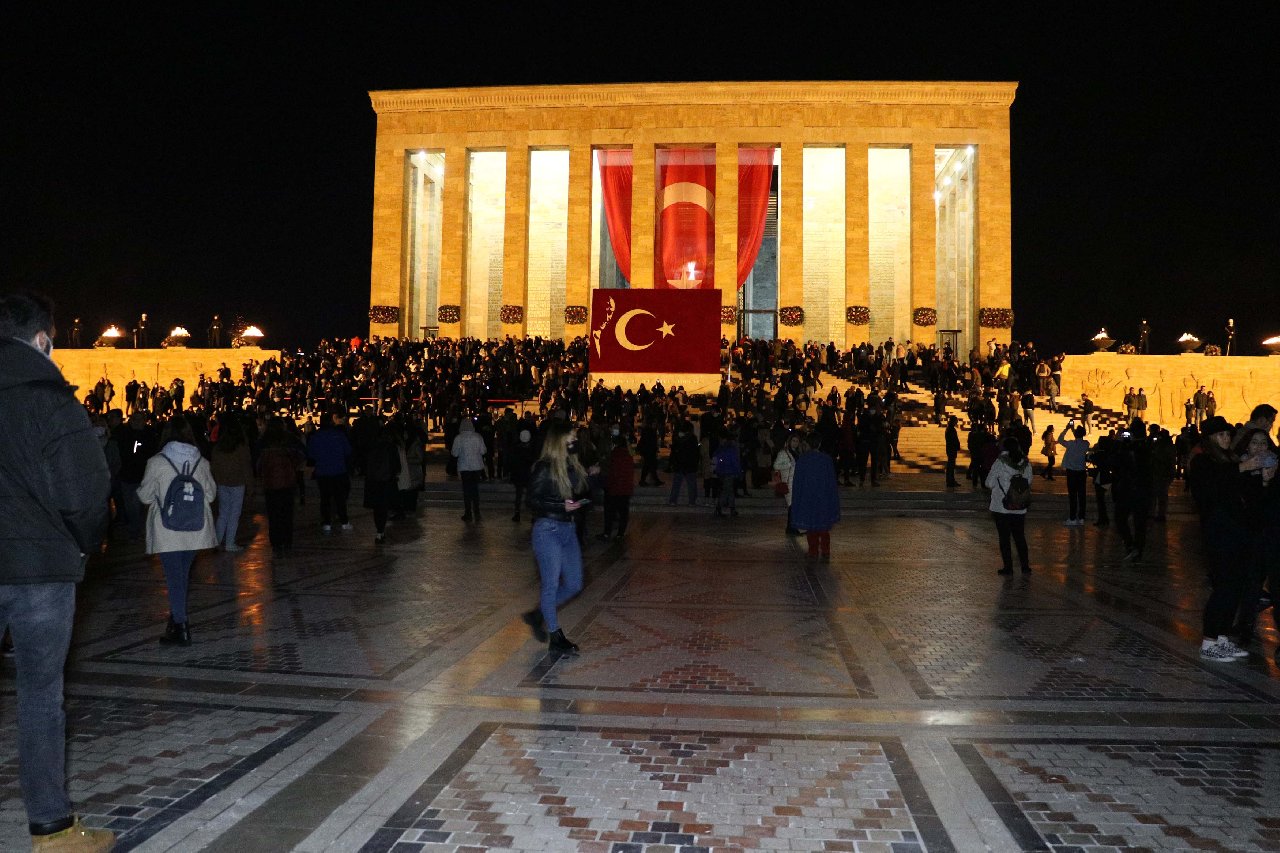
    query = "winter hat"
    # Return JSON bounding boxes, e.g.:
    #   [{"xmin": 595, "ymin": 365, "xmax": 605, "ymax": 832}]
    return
[{"xmin": 1201, "ymin": 416, "xmax": 1232, "ymax": 437}]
